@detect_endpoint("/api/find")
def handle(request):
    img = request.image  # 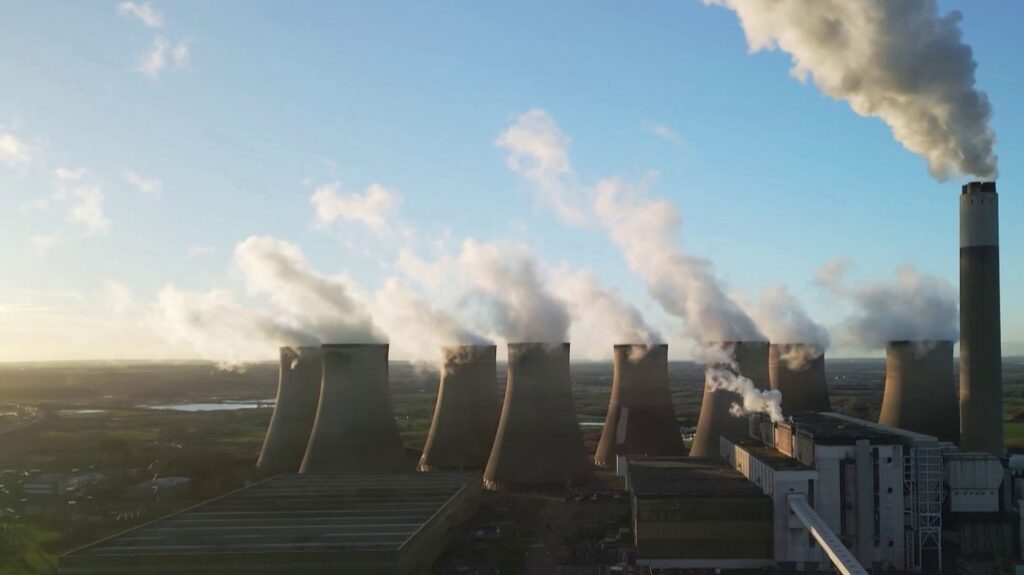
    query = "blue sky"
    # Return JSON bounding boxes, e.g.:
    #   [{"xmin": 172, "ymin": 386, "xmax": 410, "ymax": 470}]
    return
[{"xmin": 0, "ymin": 1, "xmax": 1020, "ymax": 362}]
